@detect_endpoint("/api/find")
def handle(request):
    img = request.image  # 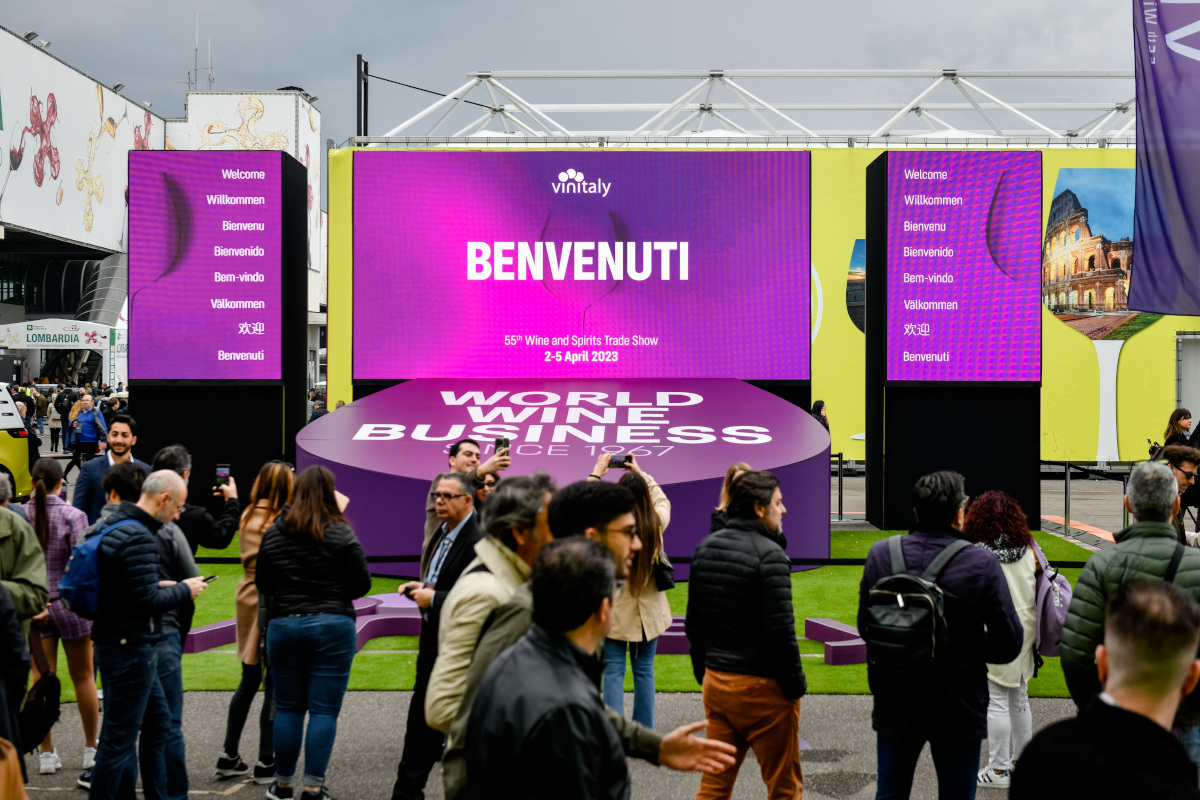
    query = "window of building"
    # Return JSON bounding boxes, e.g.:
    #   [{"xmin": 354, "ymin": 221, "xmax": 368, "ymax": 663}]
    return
[
  {"xmin": 1088, "ymin": 255, "xmax": 1096, "ymax": 270},
  {"xmin": 1074, "ymin": 228, "xmax": 1081, "ymax": 242}
]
